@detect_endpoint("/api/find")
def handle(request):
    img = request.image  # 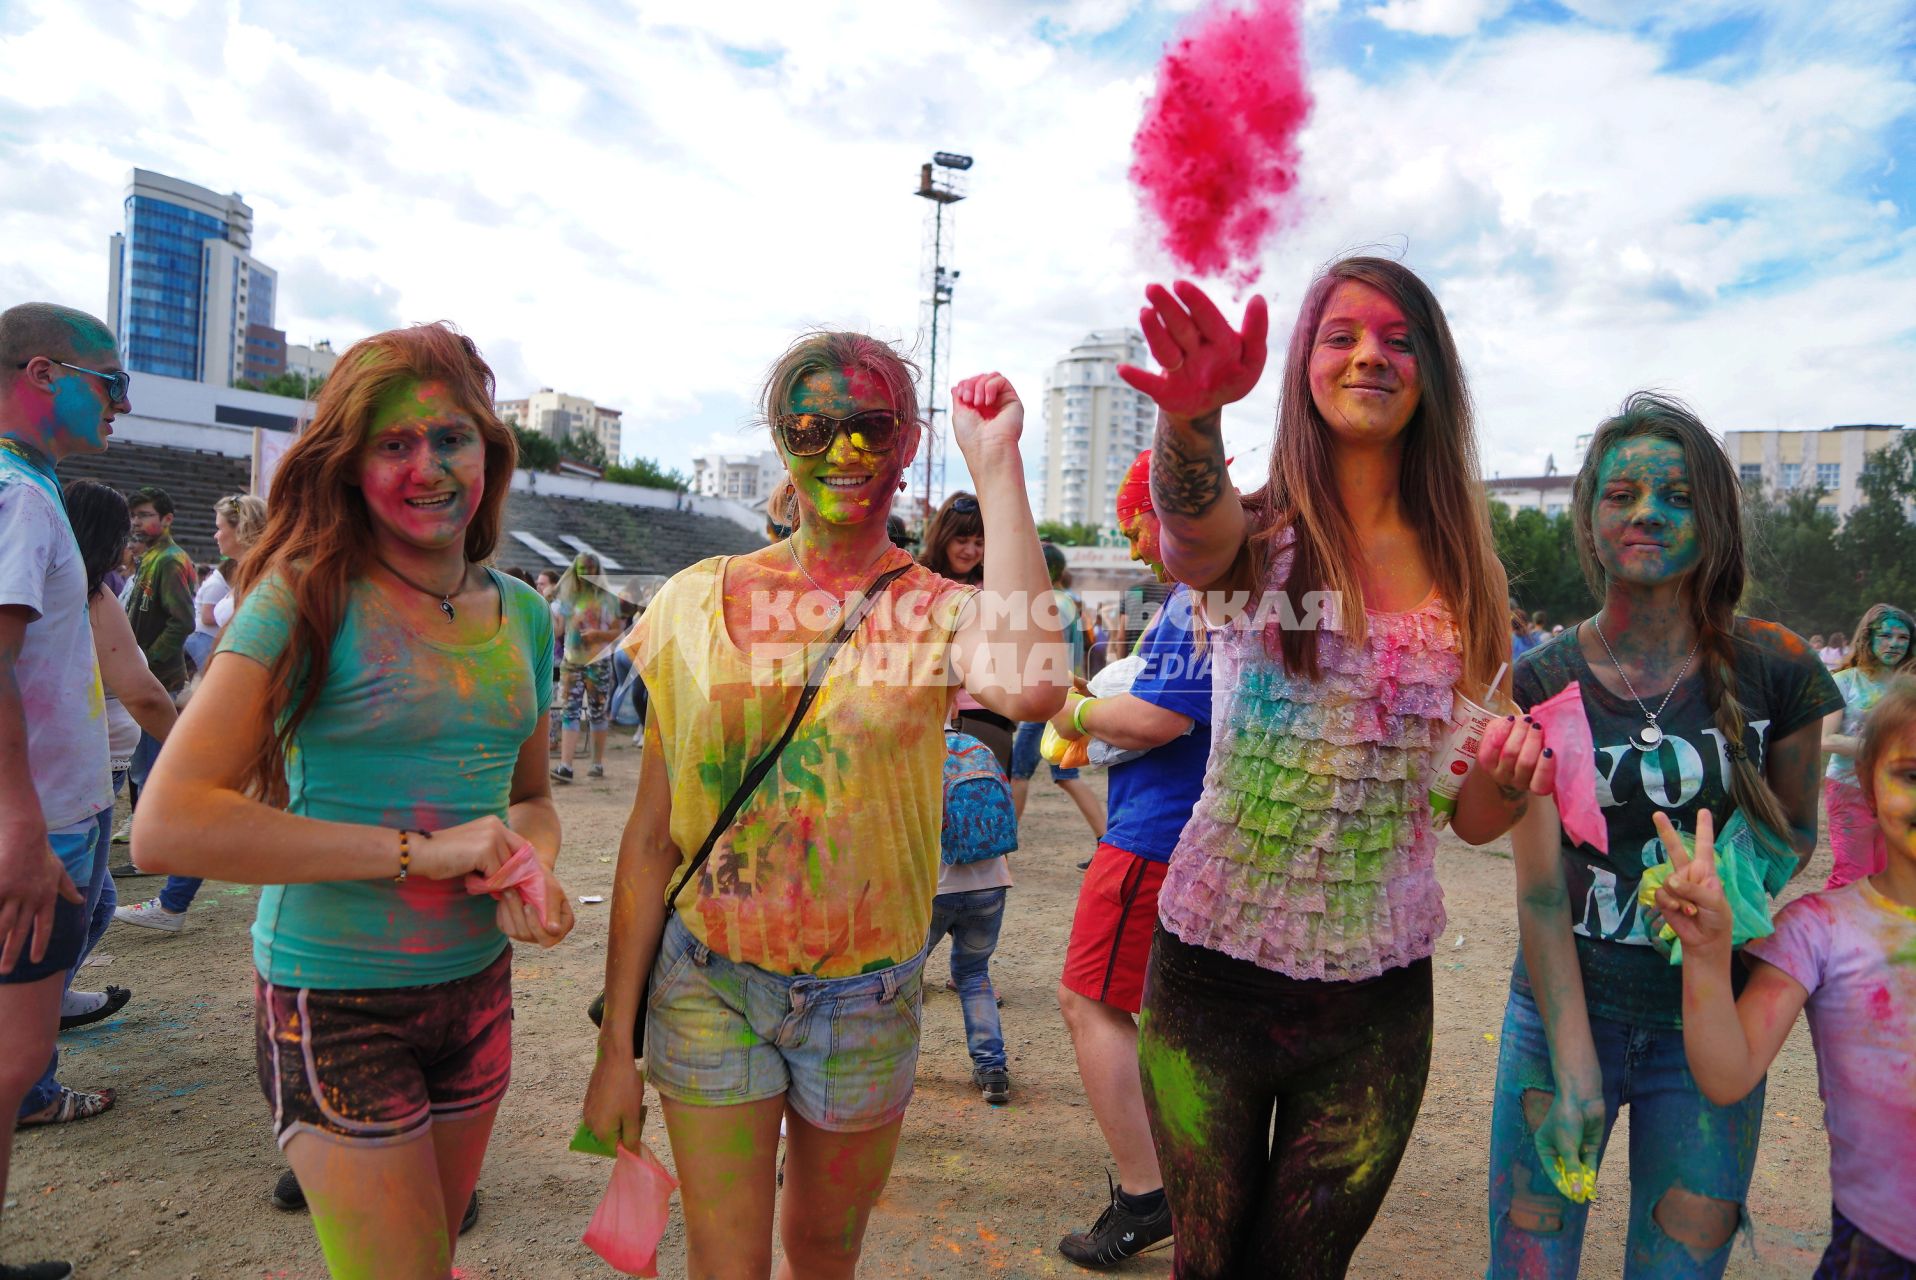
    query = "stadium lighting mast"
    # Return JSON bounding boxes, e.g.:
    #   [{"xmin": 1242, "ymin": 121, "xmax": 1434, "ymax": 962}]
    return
[{"xmin": 914, "ymin": 150, "xmax": 971, "ymax": 526}]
